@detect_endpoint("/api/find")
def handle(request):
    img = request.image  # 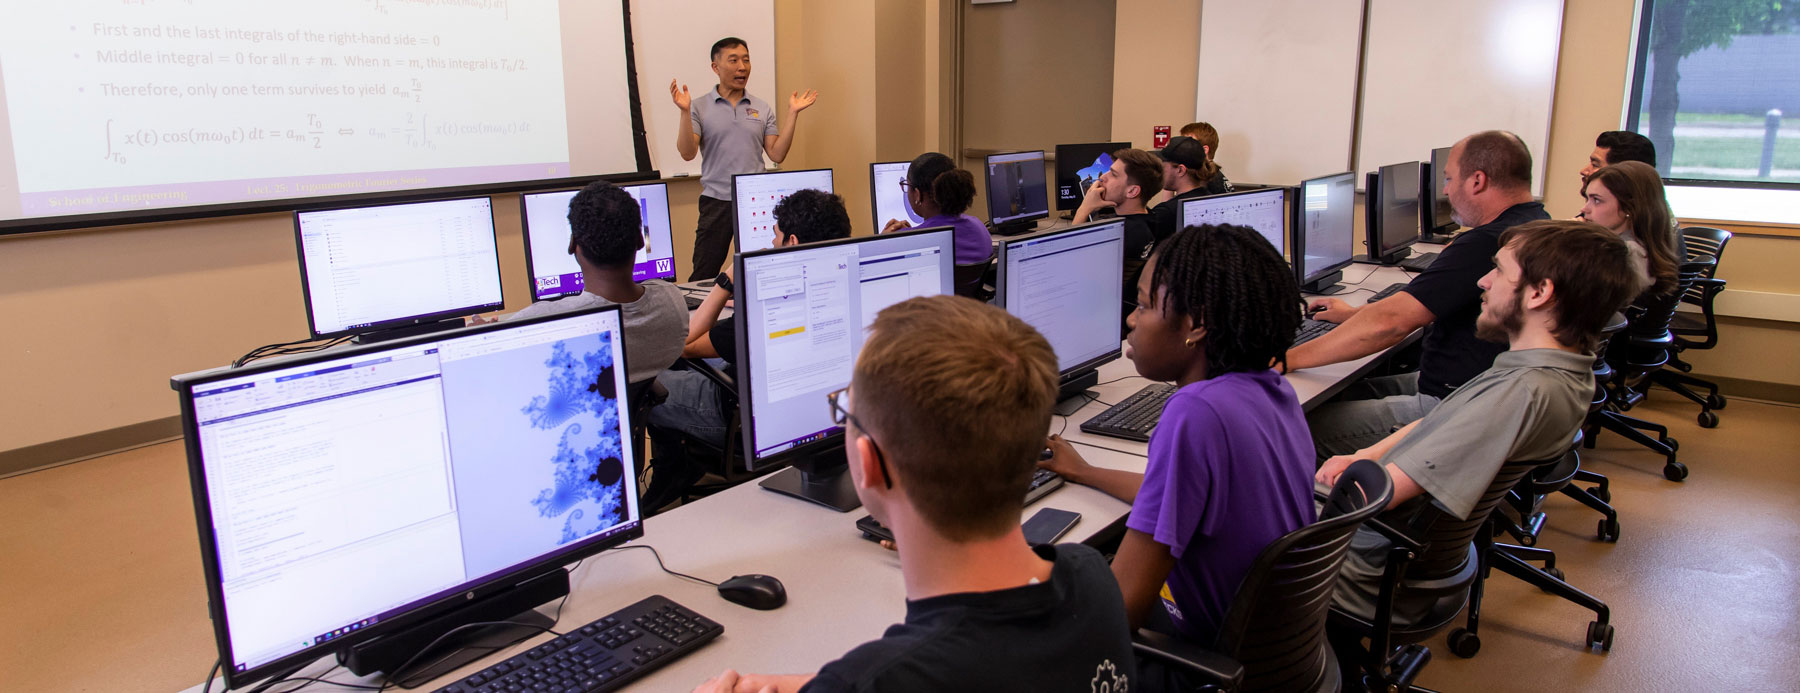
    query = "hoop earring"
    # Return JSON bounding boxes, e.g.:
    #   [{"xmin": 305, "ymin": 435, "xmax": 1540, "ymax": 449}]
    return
[{"xmin": 1184, "ymin": 338, "xmax": 1197, "ymax": 349}]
